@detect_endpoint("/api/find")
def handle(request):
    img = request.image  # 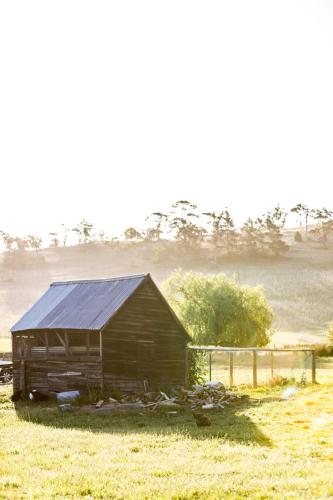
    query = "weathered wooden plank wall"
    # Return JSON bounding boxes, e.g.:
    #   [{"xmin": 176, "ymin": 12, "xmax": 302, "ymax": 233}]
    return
[
  {"xmin": 13, "ymin": 359, "xmax": 102, "ymax": 393},
  {"xmin": 102, "ymin": 280, "xmax": 187, "ymax": 392}
]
